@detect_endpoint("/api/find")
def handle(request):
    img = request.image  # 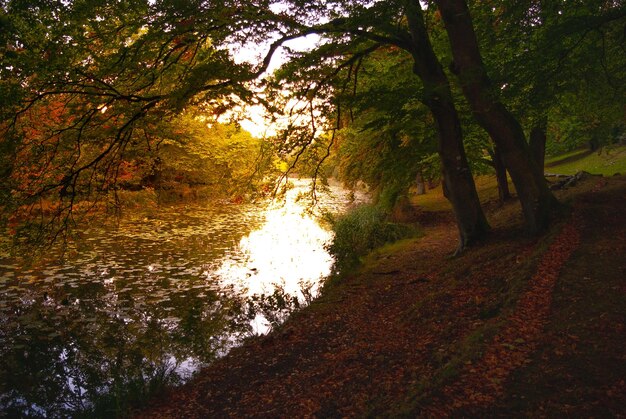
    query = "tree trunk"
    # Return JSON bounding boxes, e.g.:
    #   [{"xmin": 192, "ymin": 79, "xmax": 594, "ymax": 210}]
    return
[
  {"xmin": 529, "ymin": 118, "xmax": 547, "ymax": 173},
  {"xmin": 489, "ymin": 145, "xmax": 511, "ymax": 203},
  {"xmin": 415, "ymin": 170, "xmax": 426, "ymax": 195},
  {"xmin": 404, "ymin": 1, "xmax": 490, "ymax": 252},
  {"xmin": 435, "ymin": 0, "xmax": 559, "ymax": 234}
]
